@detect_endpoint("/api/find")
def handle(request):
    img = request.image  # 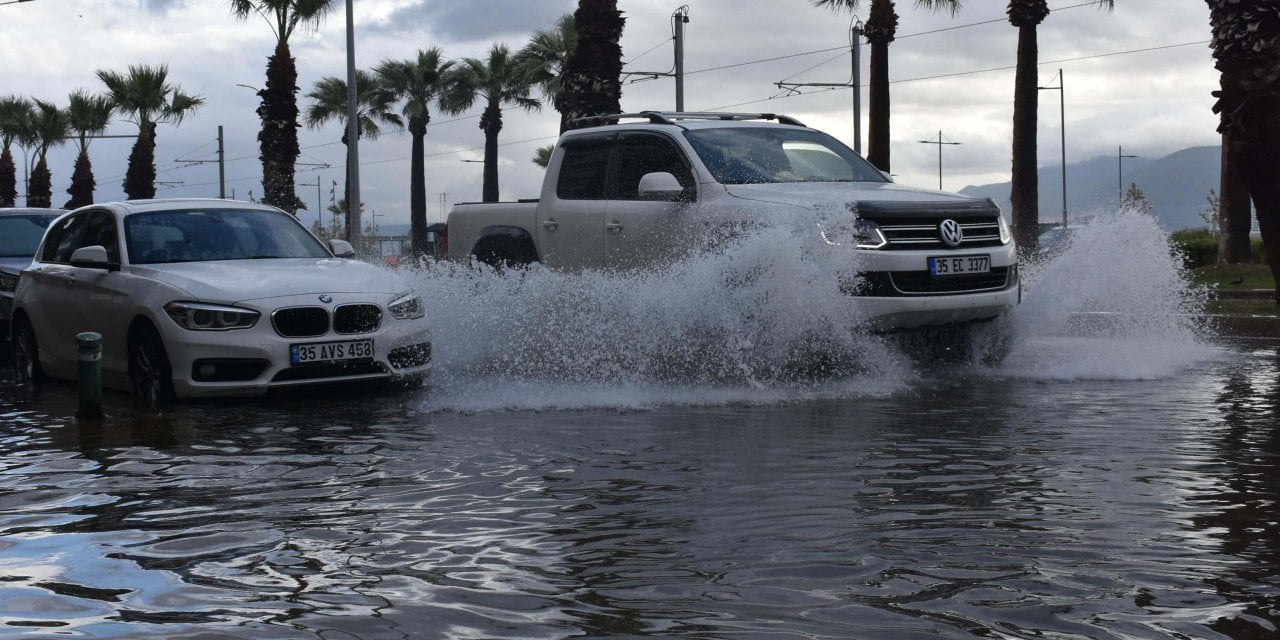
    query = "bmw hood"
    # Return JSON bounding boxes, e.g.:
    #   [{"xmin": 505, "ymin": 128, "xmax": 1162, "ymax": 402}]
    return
[
  {"xmin": 722, "ymin": 181, "xmax": 998, "ymax": 218},
  {"xmin": 129, "ymin": 258, "xmax": 410, "ymax": 304}
]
